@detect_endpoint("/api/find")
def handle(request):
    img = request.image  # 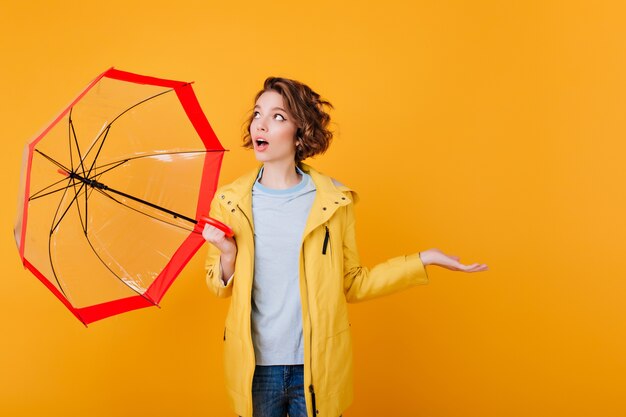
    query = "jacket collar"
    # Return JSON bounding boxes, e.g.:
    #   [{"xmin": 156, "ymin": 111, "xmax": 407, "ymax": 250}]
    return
[{"xmin": 215, "ymin": 163, "xmax": 357, "ymax": 236}]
